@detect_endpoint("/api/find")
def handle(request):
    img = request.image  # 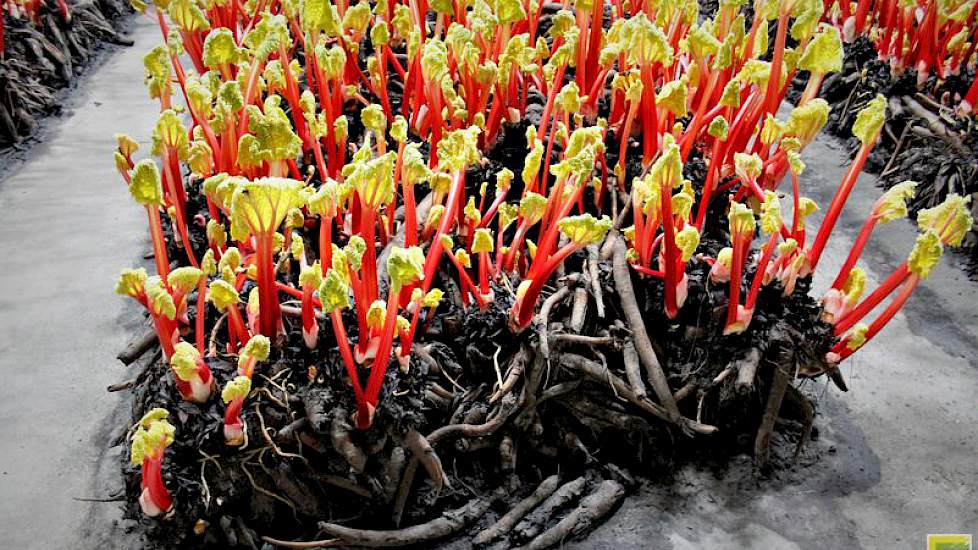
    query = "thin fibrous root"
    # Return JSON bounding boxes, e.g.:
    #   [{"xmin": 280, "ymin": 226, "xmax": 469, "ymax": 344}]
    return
[
  {"xmin": 562, "ymin": 353, "xmax": 717, "ymax": 435},
  {"xmin": 403, "ymin": 428, "xmax": 448, "ymax": 495},
  {"xmin": 513, "ymin": 476, "xmax": 587, "ymax": 543},
  {"xmin": 490, "ymin": 347, "xmax": 529, "ymax": 403},
  {"xmin": 622, "ymin": 339, "xmax": 646, "ymax": 399},
  {"xmin": 319, "ymin": 498, "xmax": 490, "ymax": 547},
  {"xmin": 611, "ymin": 237, "xmax": 681, "ymax": 421},
  {"xmin": 472, "ymin": 474, "xmax": 563, "ymax": 546},
  {"xmin": 516, "ymin": 480, "xmax": 626, "ymax": 550}
]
